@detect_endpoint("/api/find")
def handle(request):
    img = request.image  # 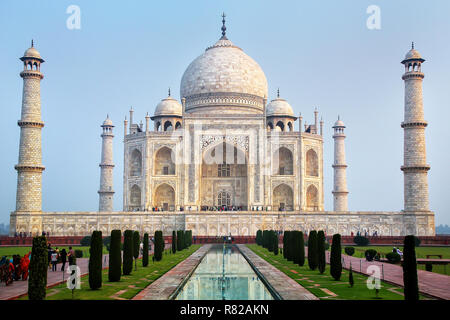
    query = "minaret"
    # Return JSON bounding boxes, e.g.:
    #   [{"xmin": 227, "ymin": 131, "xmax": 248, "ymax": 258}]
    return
[
  {"xmin": 15, "ymin": 41, "xmax": 45, "ymax": 213},
  {"xmin": 98, "ymin": 115, "xmax": 115, "ymax": 211},
  {"xmin": 401, "ymin": 43, "xmax": 430, "ymax": 212},
  {"xmin": 332, "ymin": 117, "xmax": 348, "ymax": 211}
]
